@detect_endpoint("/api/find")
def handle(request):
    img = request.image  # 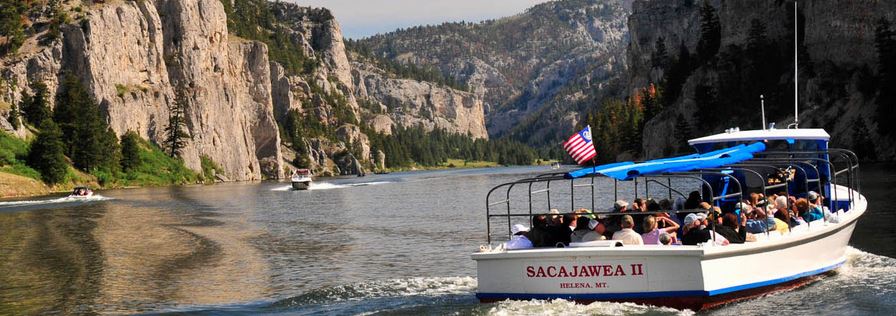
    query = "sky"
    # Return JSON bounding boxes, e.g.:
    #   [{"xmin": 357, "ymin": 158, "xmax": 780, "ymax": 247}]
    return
[{"xmin": 288, "ymin": 0, "xmax": 552, "ymax": 39}]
